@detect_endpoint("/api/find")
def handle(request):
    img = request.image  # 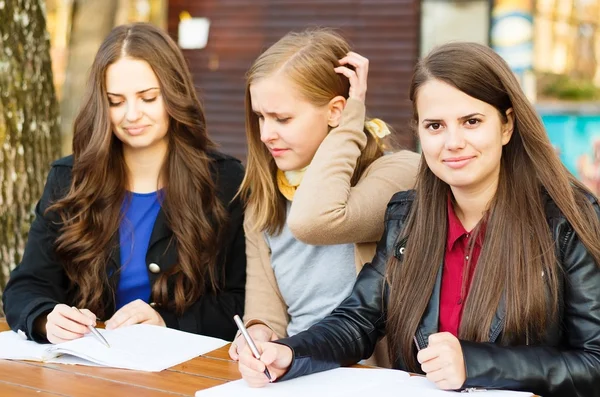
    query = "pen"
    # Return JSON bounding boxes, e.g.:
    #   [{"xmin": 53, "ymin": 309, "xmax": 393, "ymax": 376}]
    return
[
  {"xmin": 72, "ymin": 307, "xmax": 110, "ymax": 348},
  {"xmin": 413, "ymin": 335, "xmax": 421, "ymax": 351},
  {"xmin": 233, "ymin": 314, "xmax": 272, "ymax": 381}
]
